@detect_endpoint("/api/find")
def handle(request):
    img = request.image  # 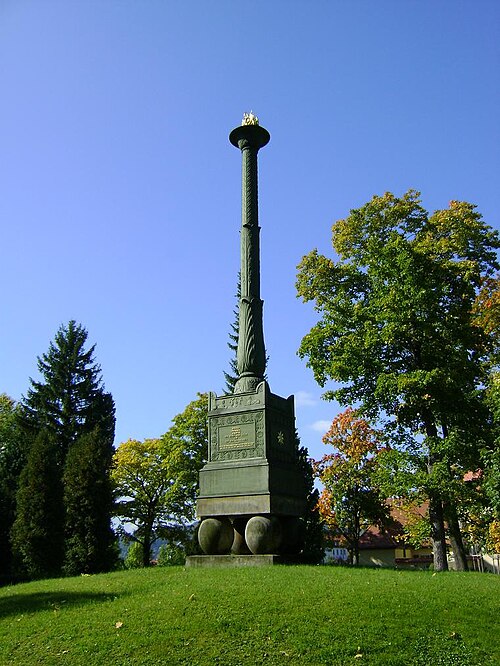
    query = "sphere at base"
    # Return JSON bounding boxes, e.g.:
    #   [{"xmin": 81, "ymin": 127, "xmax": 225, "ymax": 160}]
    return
[
  {"xmin": 245, "ymin": 515, "xmax": 282, "ymax": 554},
  {"xmin": 198, "ymin": 517, "xmax": 234, "ymax": 555}
]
